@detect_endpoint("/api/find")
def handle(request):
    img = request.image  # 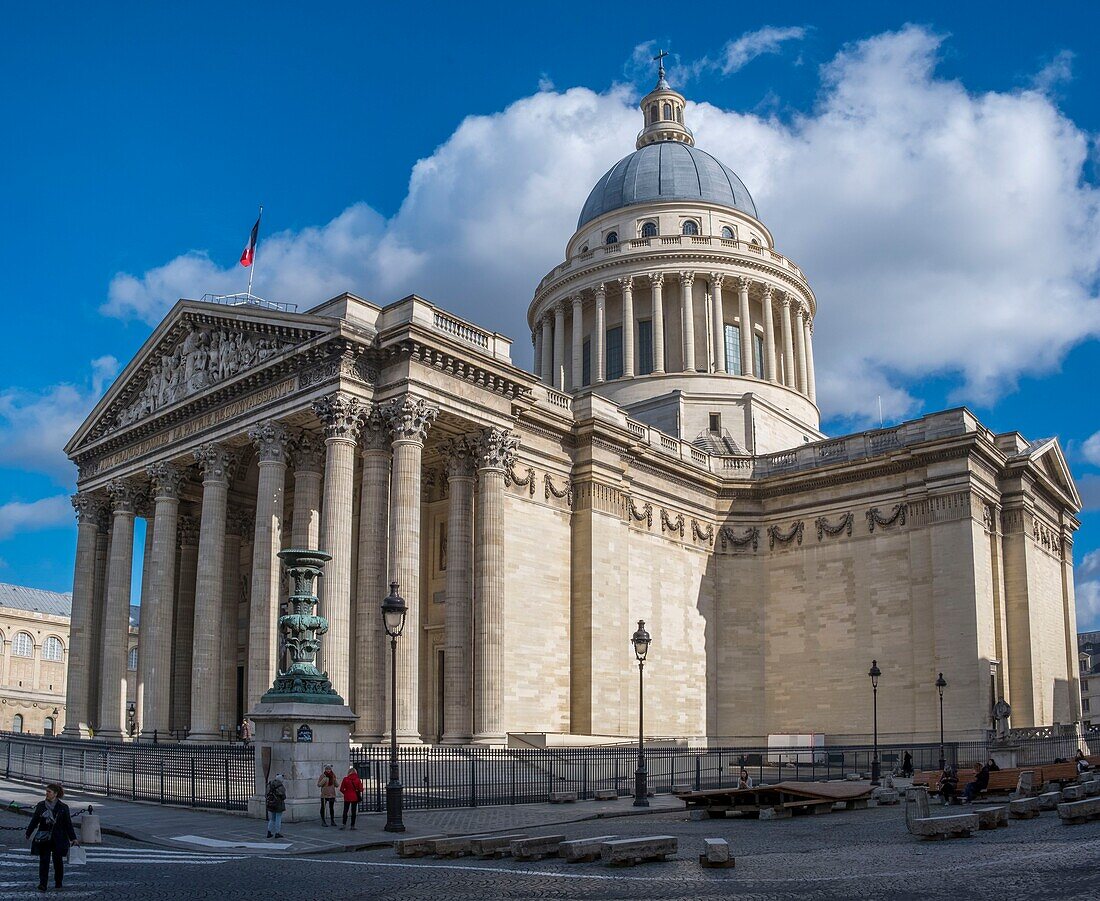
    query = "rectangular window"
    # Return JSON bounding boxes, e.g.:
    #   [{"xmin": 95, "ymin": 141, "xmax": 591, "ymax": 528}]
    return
[
  {"xmin": 637, "ymin": 319, "xmax": 653, "ymax": 375},
  {"xmin": 1084, "ymin": 678, "xmax": 1090, "ymax": 693},
  {"xmin": 753, "ymin": 333, "xmax": 765, "ymax": 378},
  {"xmin": 709, "ymin": 413, "xmax": 721, "ymax": 433},
  {"xmin": 582, "ymin": 338, "xmax": 591, "ymax": 386},
  {"xmin": 724, "ymin": 323, "xmax": 742, "ymax": 376},
  {"xmin": 1085, "ymin": 698, "xmax": 1091, "ymax": 713},
  {"xmin": 606, "ymin": 326, "xmax": 624, "ymax": 380}
]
